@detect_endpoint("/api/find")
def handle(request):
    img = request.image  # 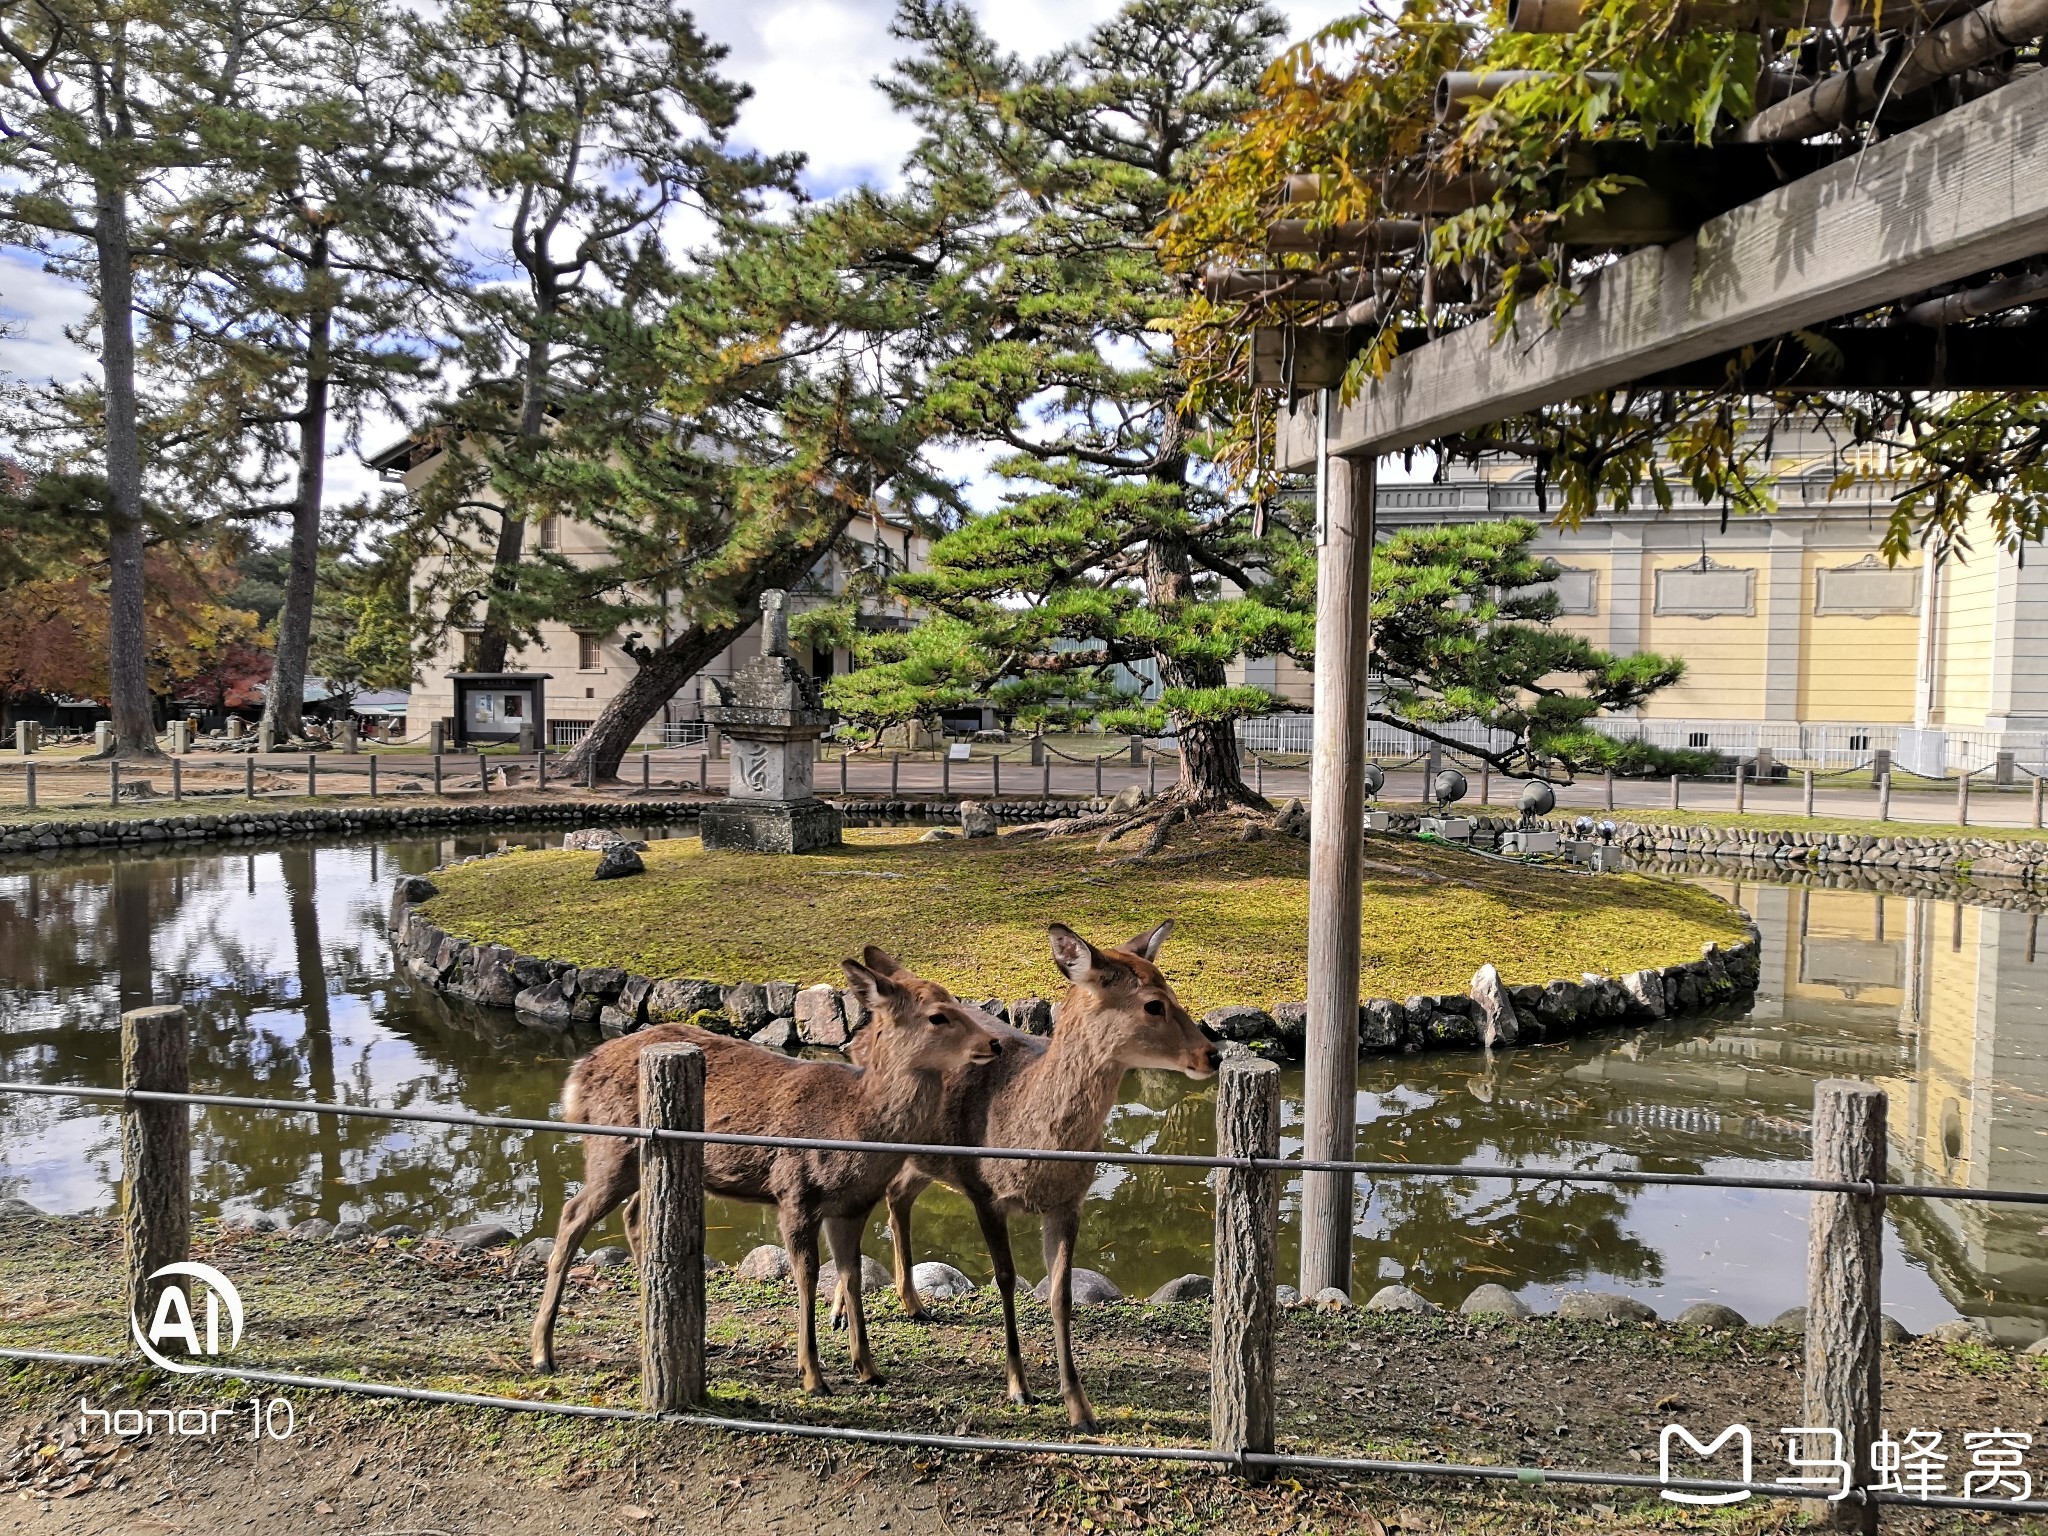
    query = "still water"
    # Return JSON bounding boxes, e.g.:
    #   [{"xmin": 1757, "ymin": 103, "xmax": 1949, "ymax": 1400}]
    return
[{"xmin": 1, "ymin": 829, "xmax": 2041, "ymax": 1339}]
